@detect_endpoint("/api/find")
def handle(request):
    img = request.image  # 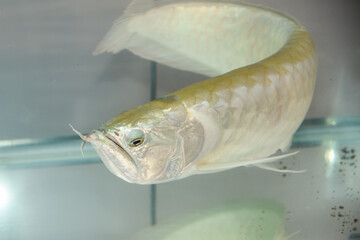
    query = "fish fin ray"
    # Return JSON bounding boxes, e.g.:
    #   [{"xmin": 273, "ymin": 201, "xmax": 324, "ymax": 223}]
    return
[
  {"xmin": 286, "ymin": 230, "xmax": 302, "ymax": 240},
  {"xmin": 94, "ymin": 0, "xmax": 164, "ymax": 55},
  {"xmin": 93, "ymin": 0, "xmax": 159, "ymax": 55},
  {"xmin": 196, "ymin": 151, "xmax": 298, "ymax": 173},
  {"xmin": 94, "ymin": 23, "xmax": 221, "ymax": 76},
  {"xmin": 254, "ymin": 163, "xmax": 306, "ymax": 173},
  {"xmin": 95, "ymin": 27, "xmax": 221, "ymax": 76},
  {"xmin": 94, "ymin": 27, "xmax": 221, "ymax": 77},
  {"xmin": 108, "ymin": 0, "xmax": 250, "ymax": 17},
  {"xmin": 128, "ymin": 37, "xmax": 221, "ymax": 76},
  {"xmin": 280, "ymin": 137, "xmax": 293, "ymax": 152},
  {"xmin": 93, "ymin": 17, "xmax": 134, "ymax": 55},
  {"xmin": 93, "ymin": 0, "xmax": 229, "ymax": 76}
]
